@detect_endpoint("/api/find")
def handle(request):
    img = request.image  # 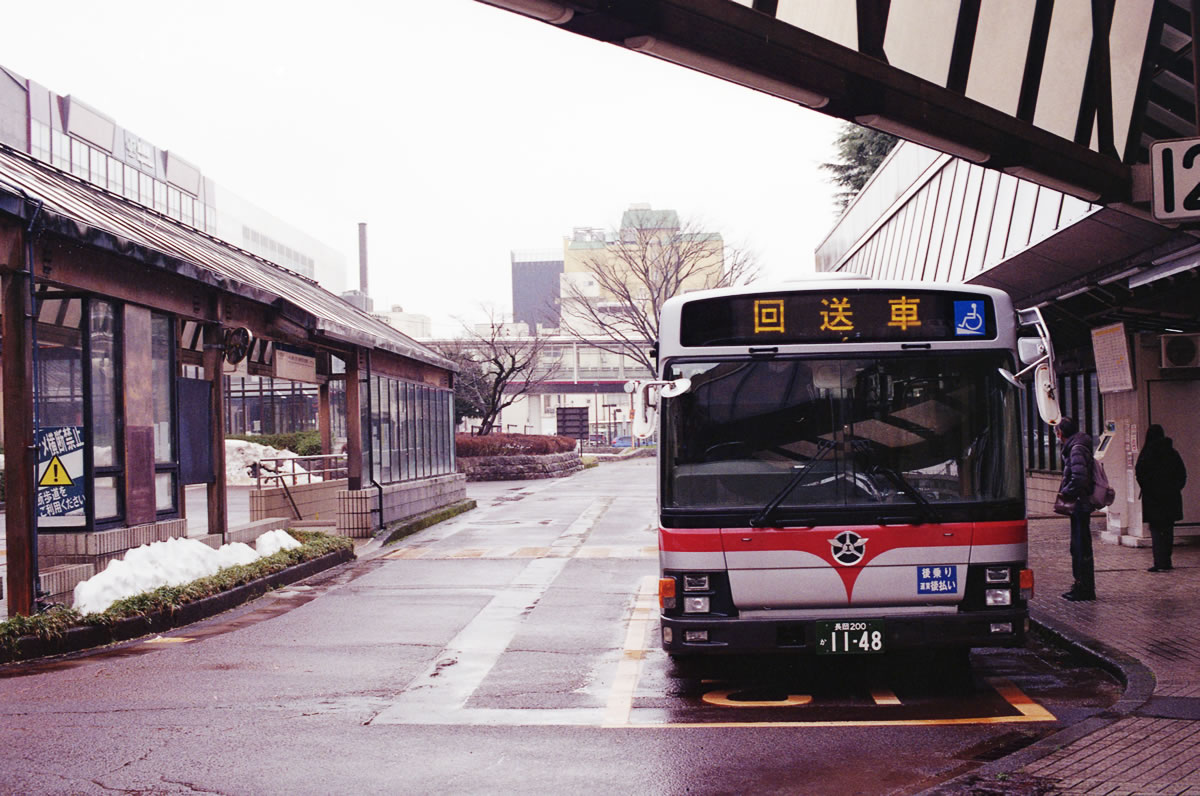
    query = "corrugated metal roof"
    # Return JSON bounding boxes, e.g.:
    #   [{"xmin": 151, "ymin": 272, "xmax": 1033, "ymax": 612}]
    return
[{"xmin": 0, "ymin": 144, "xmax": 454, "ymax": 372}]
